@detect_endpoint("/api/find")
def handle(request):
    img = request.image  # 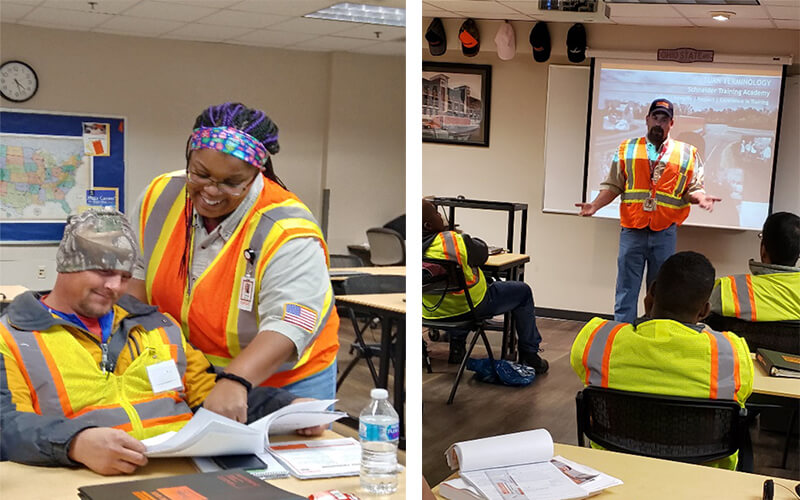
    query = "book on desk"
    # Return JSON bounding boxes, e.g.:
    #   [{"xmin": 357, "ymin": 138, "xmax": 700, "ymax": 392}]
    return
[
  {"xmin": 443, "ymin": 429, "xmax": 622, "ymax": 500},
  {"xmin": 757, "ymin": 348, "xmax": 800, "ymax": 378}
]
